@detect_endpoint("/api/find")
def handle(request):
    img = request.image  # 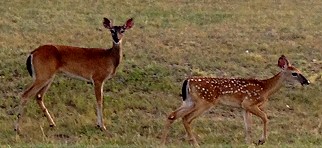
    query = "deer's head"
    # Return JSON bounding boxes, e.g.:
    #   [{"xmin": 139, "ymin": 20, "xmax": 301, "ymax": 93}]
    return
[
  {"xmin": 278, "ymin": 55, "xmax": 310, "ymax": 86},
  {"xmin": 103, "ymin": 18, "xmax": 134, "ymax": 44}
]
